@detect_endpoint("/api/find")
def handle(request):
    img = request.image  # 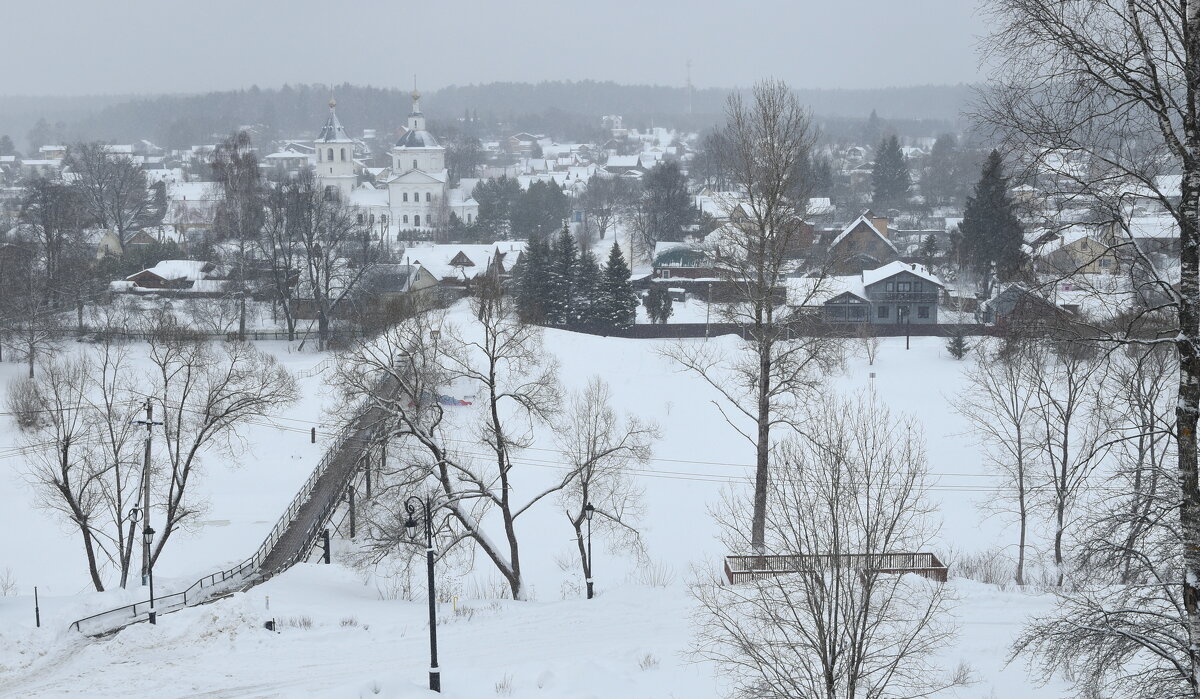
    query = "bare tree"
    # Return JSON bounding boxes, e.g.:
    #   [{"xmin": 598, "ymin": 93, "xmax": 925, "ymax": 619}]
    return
[
  {"xmin": 691, "ymin": 393, "xmax": 967, "ymax": 699},
  {"xmin": 337, "ymin": 295, "xmax": 565, "ymax": 599},
  {"xmin": 11, "ymin": 358, "xmax": 106, "ymax": 590},
  {"xmin": 290, "ymin": 171, "xmax": 378, "ymax": 349},
  {"xmin": 69, "ymin": 142, "xmax": 156, "ymax": 249},
  {"xmin": 1084, "ymin": 344, "xmax": 1177, "ymax": 585},
  {"xmin": 855, "ymin": 323, "xmax": 881, "ymax": 366},
  {"xmin": 953, "ymin": 342, "xmax": 1042, "ymax": 585},
  {"xmin": 1027, "ymin": 341, "xmax": 1113, "ymax": 586},
  {"xmin": 979, "ymin": 1, "xmax": 1200, "ymax": 676},
  {"xmin": 257, "ymin": 176, "xmax": 304, "ymax": 341},
  {"xmin": 668, "ymin": 79, "xmax": 837, "ymax": 553},
  {"xmin": 556, "ymin": 376, "xmax": 657, "ymax": 594},
  {"xmin": 145, "ymin": 315, "xmax": 298, "ymax": 565},
  {"xmin": 211, "ymin": 131, "xmax": 265, "ymax": 341}
]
